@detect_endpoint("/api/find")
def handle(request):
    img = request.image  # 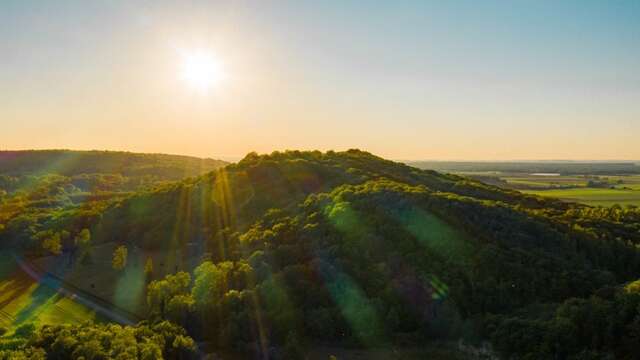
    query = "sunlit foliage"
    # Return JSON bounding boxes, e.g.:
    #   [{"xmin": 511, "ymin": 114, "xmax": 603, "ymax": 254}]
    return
[
  {"xmin": 112, "ymin": 245, "xmax": 128, "ymax": 271},
  {"xmin": 0, "ymin": 321, "xmax": 195, "ymax": 360},
  {"xmin": 144, "ymin": 257, "xmax": 154, "ymax": 278}
]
